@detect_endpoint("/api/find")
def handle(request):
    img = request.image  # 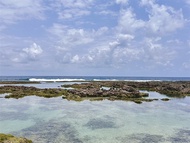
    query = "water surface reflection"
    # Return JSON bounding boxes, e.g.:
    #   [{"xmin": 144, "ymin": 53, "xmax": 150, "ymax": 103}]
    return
[{"xmin": 0, "ymin": 92, "xmax": 190, "ymax": 143}]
